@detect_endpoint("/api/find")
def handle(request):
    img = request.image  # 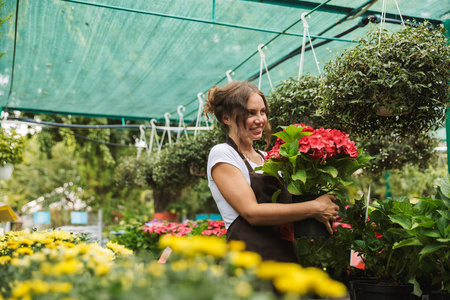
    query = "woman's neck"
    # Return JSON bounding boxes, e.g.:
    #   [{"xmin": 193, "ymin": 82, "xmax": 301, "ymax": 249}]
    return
[{"xmin": 229, "ymin": 133, "xmax": 253, "ymax": 156}]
